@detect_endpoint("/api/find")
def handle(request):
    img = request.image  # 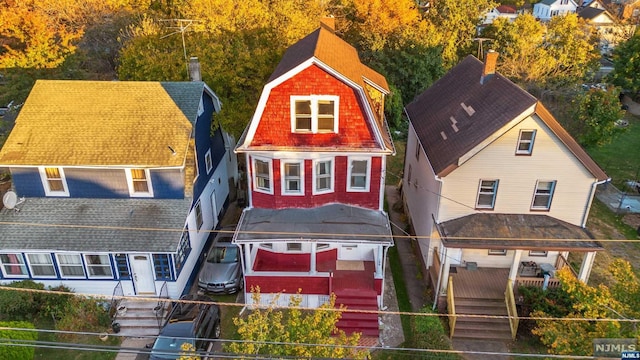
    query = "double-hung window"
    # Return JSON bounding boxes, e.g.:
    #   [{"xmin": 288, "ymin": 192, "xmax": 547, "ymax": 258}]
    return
[
  {"xmin": 175, "ymin": 230, "xmax": 191, "ymax": 275},
  {"xmin": 516, "ymin": 130, "xmax": 536, "ymax": 155},
  {"xmin": 126, "ymin": 169, "xmax": 153, "ymax": 197},
  {"xmin": 57, "ymin": 254, "xmax": 85, "ymax": 278},
  {"xmin": 114, "ymin": 254, "xmax": 130, "ymax": 279},
  {"xmin": 281, "ymin": 160, "xmax": 304, "ymax": 195},
  {"xmin": 313, "ymin": 159, "xmax": 333, "ymax": 194},
  {"xmin": 39, "ymin": 167, "xmax": 69, "ymax": 196},
  {"xmin": 291, "ymin": 96, "xmax": 339, "ymax": 133},
  {"xmin": 195, "ymin": 200, "xmax": 203, "ymax": 232},
  {"xmin": 205, "ymin": 149, "xmax": 213, "ymax": 174},
  {"xmin": 27, "ymin": 253, "xmax": 56, "ymax": 277},
  {"xmin": 348, "ymin": 157, "xmax": 370, "ymax": 192},
  {"xmin": 85, "ymin": 254, "xmax": 113, "ymax": 278},
  {"xmin": 0, "ymin": 253, "xmax": 28, "ymax": 277},
  {"xmin": 532, "ymin": 180, "xmax": 556, "ymax": 210},
  {"xmin": 253, "ymin": 157, "xmax": 273, "ymax": 194},
  {"xmin": 476, "ymin": 180, "xmax": 499, "ymax": 209}
]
